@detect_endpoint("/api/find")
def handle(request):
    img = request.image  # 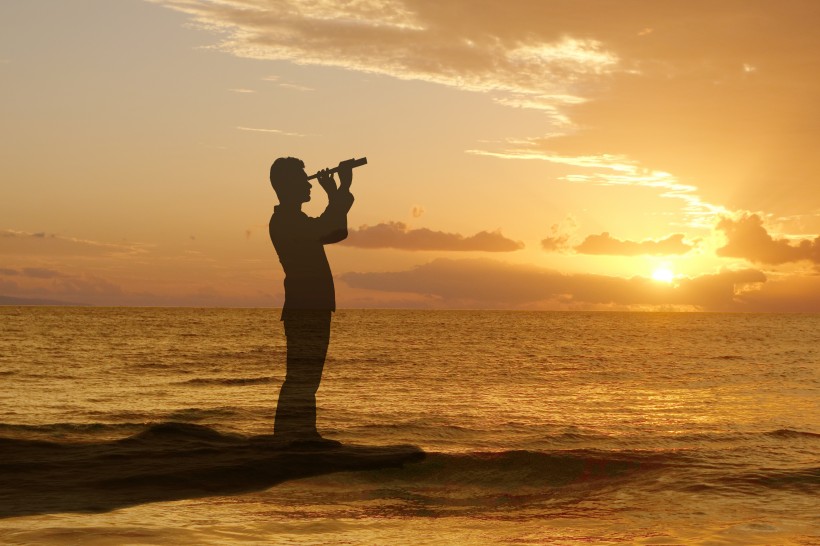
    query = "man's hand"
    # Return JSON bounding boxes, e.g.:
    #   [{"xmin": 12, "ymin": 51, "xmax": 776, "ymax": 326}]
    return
[
  {"xmin": 316, "ymin": 167, "xmax": 354, "ymax": 209},
  {"xmin": 316, "ymin": 168, "xmax": 337, "ymax": 195},
  {"xmin": 337, "ymin": 159, "xmax": 356, "ymax": 191}
]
